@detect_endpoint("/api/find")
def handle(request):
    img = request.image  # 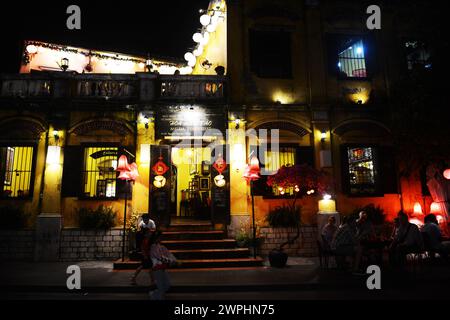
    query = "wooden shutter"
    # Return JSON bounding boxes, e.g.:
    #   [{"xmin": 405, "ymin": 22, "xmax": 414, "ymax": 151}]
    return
[{"xmin": 61, "ymin": 146, "xmax": 83, "ymax": 197}]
